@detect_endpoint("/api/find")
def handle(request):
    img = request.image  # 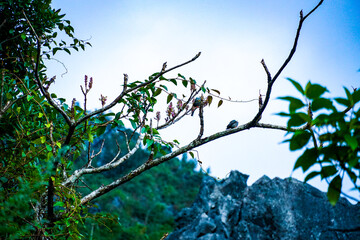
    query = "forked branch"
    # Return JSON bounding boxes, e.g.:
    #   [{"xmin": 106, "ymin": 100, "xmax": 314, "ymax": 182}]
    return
[{"xmin": 79, "ymin": 0, "xmax": 324, "ymax": 205}]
